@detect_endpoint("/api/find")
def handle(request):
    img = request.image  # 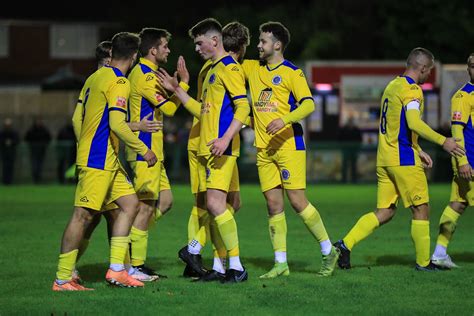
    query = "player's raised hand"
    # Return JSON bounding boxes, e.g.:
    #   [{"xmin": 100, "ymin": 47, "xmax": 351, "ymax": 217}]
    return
[
  {"xmin": 156, "ymin": 68, "xmax": 179, "ymax": 93},
  {"xmin": 177, "ymin": 56, "xmax": 189, "ymax": 84},
  {"xmin": 418, "ymin": 150, "xmax": 433, "ymax": 169},
  {"xmin": 138, "ymin": 113, "xmax": 162, "ymax": 133},
  {"xmin": 458, "ymin": 163, "xmax": 473, "ymax": 180},
  {"xmin": 266, "ymin": 118, "xmax": 285, "ymax": 135},
  {"xmin": 207, "ymin": 138, "xmax": 230, "ymax": 157},
  {"xmin": 443, "ymin": 137, "xmax": 465, "ymax": 157},
  {"xmin": 142, "ymin": 149, "xmax": 157, "ymax": 167}
]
